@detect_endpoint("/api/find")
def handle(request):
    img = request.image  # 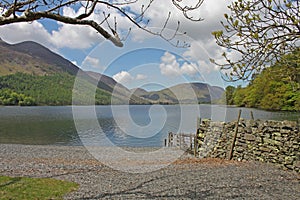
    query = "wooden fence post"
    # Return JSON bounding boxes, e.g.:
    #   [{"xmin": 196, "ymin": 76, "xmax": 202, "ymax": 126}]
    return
[
  {"xmin": 179, "ymin": 133, "xmax": 182, "ymax": 149},
  {"xmin": 228, "ymin": 109, "xmax": 242, "ymax": 160},
  {"xmin": 250, "ymin": 111, "xmax": 254, "ymax": 120},
  {"xmin": 194, "ymin": 117, "xmax": 201, "ymax": 157},
  {"xmin": 168, "ymin": 132, "xmax": 172, "ymax": 147},
  {"xmin": 194, "ymin": 135, "xmax": 198, "ymax": 157},
  {"xmin": 197, "ymin": 117, "xmax": 201, "ymax": 130},
  {"xmin": 190, "ymin": 134, "xmax": 193, "ymax": 150}
]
